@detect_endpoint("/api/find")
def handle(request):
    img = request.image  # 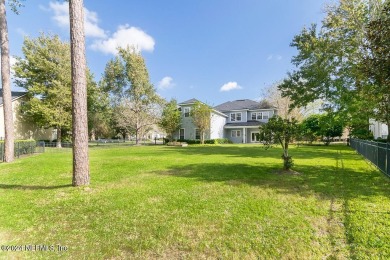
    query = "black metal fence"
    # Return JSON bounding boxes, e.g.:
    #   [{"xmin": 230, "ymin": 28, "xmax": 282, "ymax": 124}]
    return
[
  {"xmin": 0, "ymin": 141, "xmax": 45, "ymax": 162},
  {"xmin": 350, "ymin": 138, "xmax": 390, "ymax": 177}
]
